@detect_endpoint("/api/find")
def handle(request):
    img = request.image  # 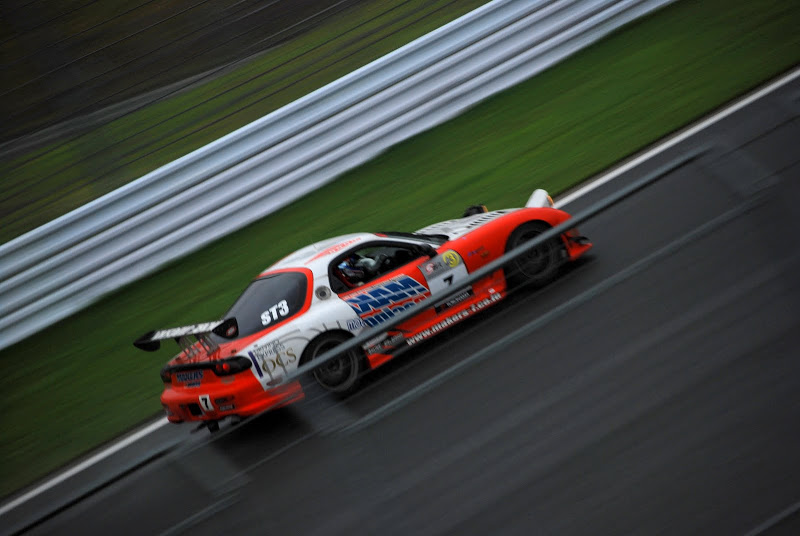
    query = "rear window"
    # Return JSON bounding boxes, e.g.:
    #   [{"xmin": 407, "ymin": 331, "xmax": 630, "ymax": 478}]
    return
[{"xmin": 220, "ymin": 272, "xmax": 308, "ymax": 338}]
